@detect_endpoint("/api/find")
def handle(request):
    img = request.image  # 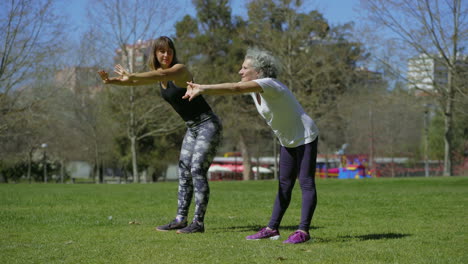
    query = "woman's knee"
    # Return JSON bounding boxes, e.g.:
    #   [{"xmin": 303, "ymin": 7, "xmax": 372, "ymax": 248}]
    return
[{"xmin": 298, "ymin": 177, "xmax": 316, "ymax": 191}]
